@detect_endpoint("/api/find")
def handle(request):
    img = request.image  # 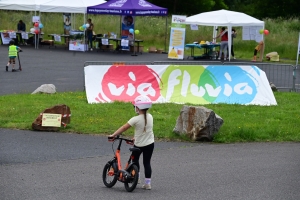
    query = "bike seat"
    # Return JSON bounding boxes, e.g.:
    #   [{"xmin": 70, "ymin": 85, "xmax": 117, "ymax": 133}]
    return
[{"xmin": 129, "ymin": 147, "xmax": 141, "ymax": 152}]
